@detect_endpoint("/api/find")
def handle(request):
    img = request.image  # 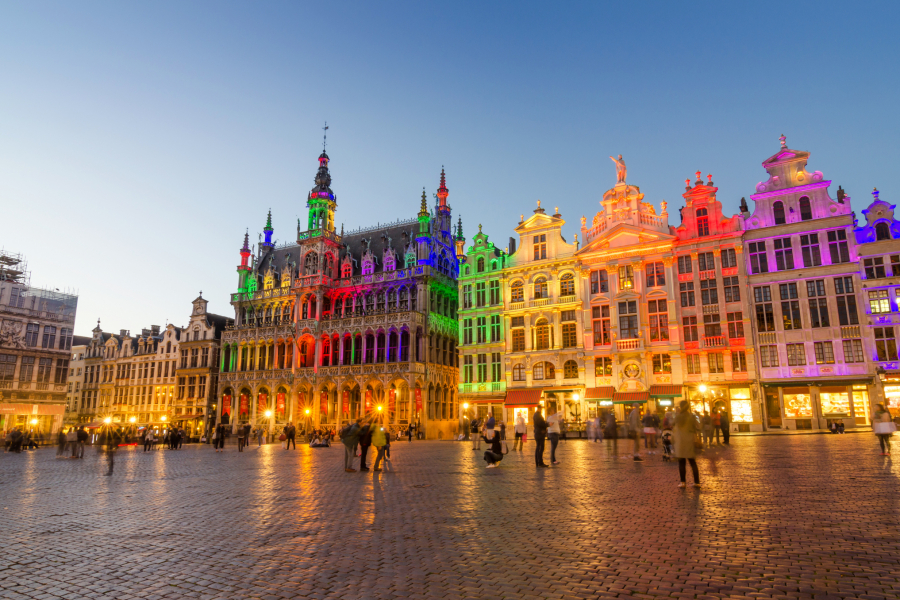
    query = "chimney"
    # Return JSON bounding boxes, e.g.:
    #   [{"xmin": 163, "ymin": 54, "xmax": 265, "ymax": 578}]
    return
[
  {"xmin": 151, "ymin": 325, "xmax": 160, "ymax": 335},
  {"xmin": 120, "ymin": 329, "xmax": 128, "ymax": 337},
  {"xmin": 509, "ymin": 237, "xmax": 517, "ymax": 255}
]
